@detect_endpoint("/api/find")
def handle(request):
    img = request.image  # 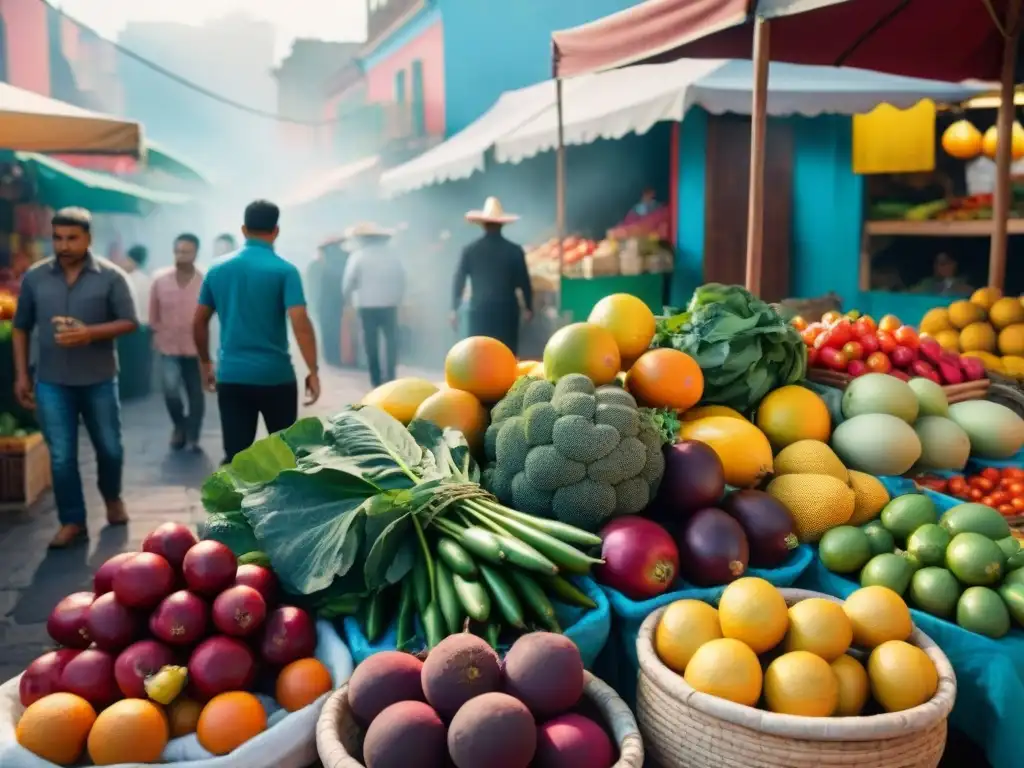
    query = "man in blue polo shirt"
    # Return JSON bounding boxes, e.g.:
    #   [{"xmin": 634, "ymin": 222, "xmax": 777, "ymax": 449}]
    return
[{"xmin": 193, "ymin": 200, "xmax": 320, "ymax": 463}]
